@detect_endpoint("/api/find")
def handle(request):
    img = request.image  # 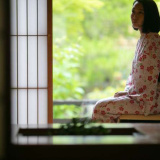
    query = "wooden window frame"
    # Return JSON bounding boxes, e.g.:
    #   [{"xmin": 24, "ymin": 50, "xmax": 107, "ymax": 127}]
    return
[{"xmin": 47, "ymin": 0, "xmax": 53, "ymax": 123}]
